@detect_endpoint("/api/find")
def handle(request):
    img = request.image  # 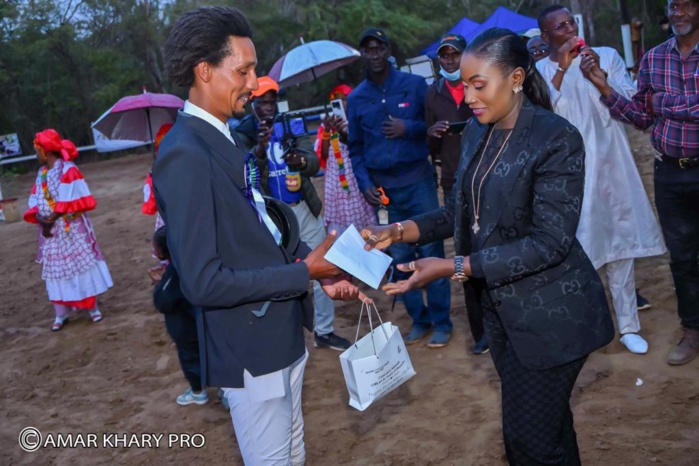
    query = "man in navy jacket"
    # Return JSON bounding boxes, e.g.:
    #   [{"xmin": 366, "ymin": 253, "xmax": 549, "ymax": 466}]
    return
[{"xmin": 348, "ymin": 28, "xmax": 452, "ymax": 347}]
